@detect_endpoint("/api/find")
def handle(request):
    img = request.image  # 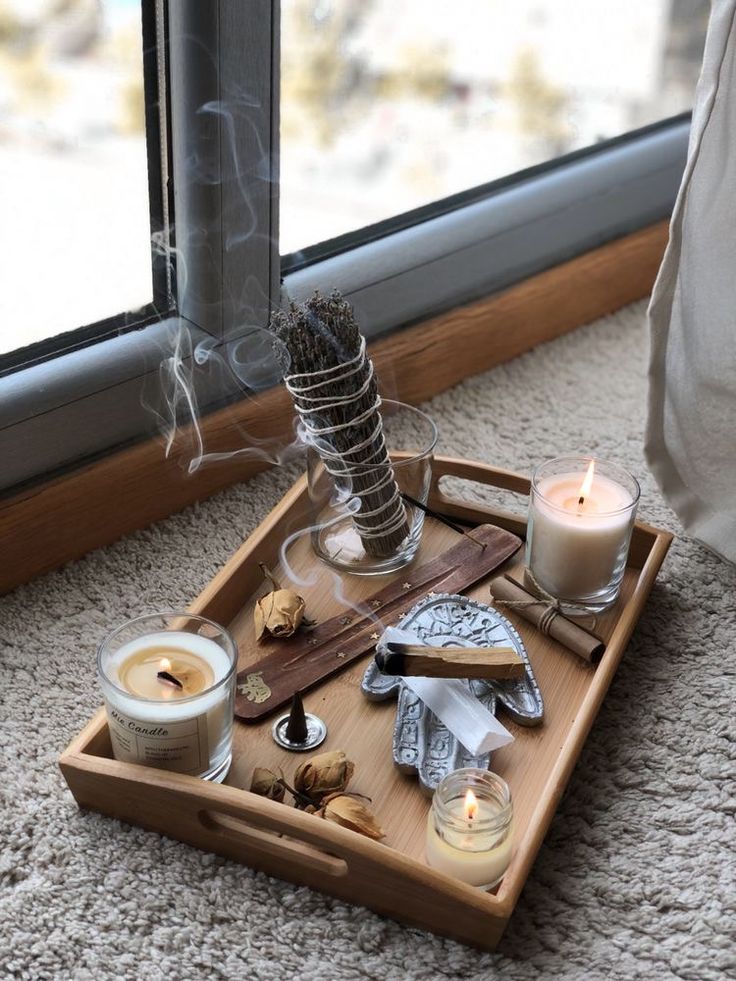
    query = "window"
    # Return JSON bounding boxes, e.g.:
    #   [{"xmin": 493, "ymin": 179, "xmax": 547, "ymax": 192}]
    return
[
  {"xmin": 280, "ymin": 0, "xmax": 708, "ymax": 259},
  {"xmin": 0, "ymin": 0, "xmax": 170, "ymax": 372},
  {"xmin": 0, "ymin": 0, "xmax": 709, "ymax": 494}
]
